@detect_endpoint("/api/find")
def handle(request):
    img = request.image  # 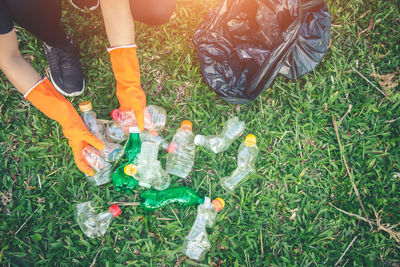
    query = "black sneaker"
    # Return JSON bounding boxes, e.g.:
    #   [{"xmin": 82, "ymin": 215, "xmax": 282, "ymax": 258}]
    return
[
  {"xmin": 68, "ymin": 0, "xmax": 99, "ymax": 12},
  {"xmin": 44, "ymin": 41, "xmax": 85, "ymax": 97}
]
